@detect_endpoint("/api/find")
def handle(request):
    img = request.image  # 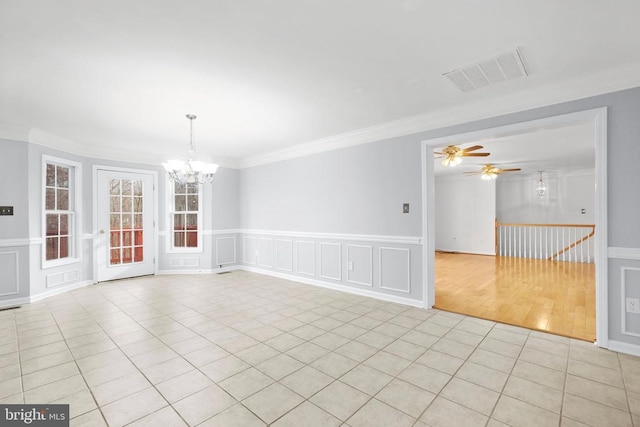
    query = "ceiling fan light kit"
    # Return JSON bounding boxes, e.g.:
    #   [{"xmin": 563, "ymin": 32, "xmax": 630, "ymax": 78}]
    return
[
  {"xmin": 536, "ymin": 170, "xmax": 547, "ymax": 197},
  {"xmin": 435, "ymin": 144, "xmax": 490, "ymax": 168}
]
